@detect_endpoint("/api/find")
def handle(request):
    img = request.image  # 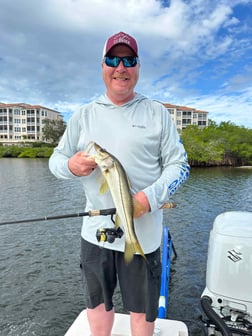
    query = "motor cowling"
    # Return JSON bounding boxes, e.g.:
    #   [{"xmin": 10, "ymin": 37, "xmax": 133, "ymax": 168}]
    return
[{"xmin": 201, "ymin": 211, "xmax": 252, "ymax": 333}]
